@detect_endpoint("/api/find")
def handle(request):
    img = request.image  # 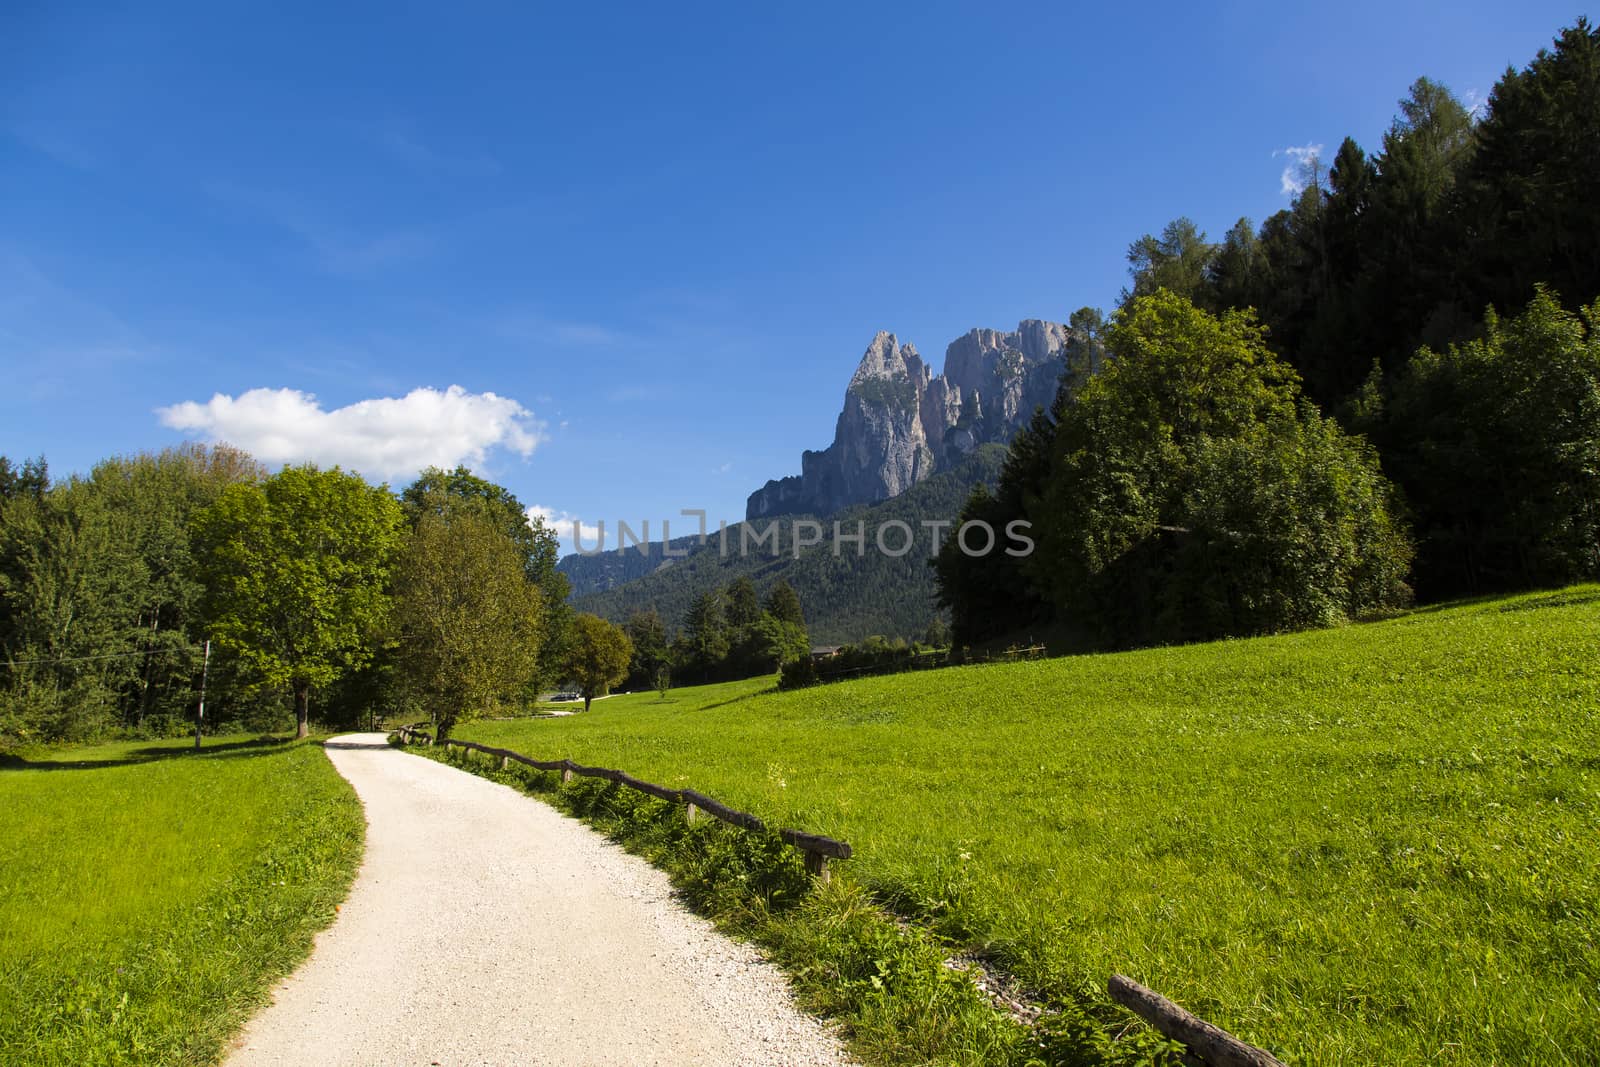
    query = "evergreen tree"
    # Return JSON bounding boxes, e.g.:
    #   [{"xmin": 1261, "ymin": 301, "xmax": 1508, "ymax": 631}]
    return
[
  {"xmin": 763, "ymin": 580, "xmax": 805, "ymax": 628},
  {"xmin": 622, "ymin": 608, "xmax": 670, "ymax": 689},
  {"xmin": 680, "ymin": 590, "xmax": 729, "ymax": 680},
  {"xmin": 724, "ymin": 576, "xmax": 761, "ymax": 630},
  {"xmin": 1123, "ymin": 217, "xmax": 1217, "ymax": 307},
  {"xmin": 1461, "ymin": 18, "xmax": 1600, "ymax": 317}
]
